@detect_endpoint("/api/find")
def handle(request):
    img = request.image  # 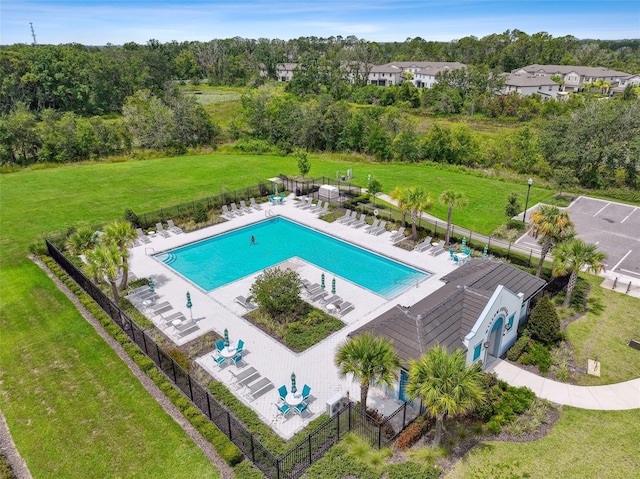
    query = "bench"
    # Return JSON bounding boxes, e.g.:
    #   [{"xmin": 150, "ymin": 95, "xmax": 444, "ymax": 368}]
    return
[{"xmin": 628, "ymin": 339, "xmax": 640, "ymax": 351}]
